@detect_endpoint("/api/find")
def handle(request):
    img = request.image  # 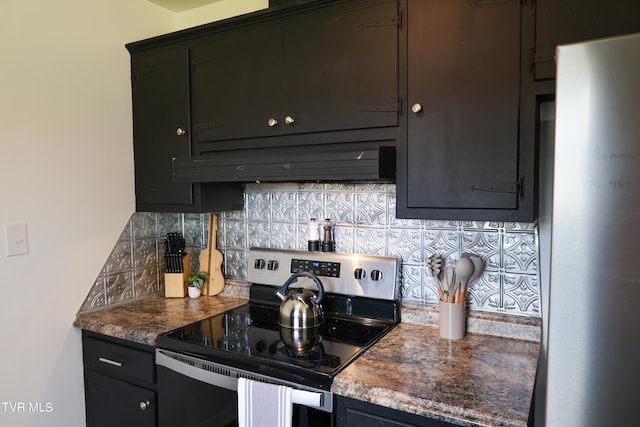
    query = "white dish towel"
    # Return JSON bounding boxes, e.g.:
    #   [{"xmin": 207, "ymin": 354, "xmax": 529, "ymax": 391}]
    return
[{"xmin": 238, "ymin": 377, "xmax": 293, "ymax": 427}]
